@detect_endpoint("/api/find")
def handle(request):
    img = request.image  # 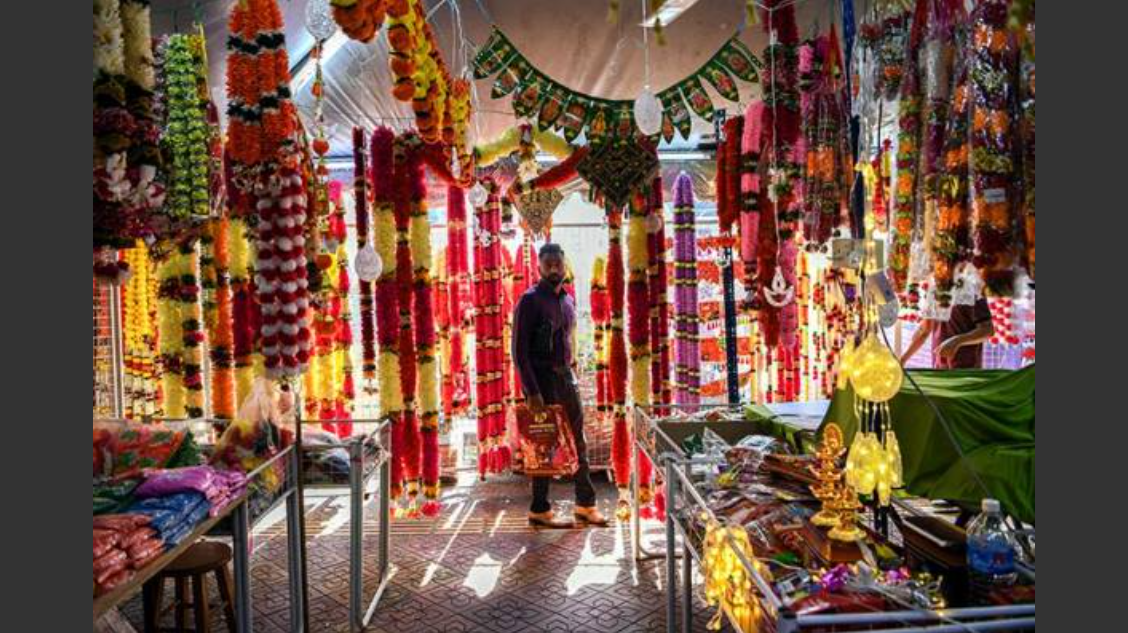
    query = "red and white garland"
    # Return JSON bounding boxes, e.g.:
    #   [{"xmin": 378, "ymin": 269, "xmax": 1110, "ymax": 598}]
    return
[
  {"xmin": 474, "ymin": 180, "xmax": 508, "ymax": 478},
  {"xmin": 254, "ymin": 169, "xmax": 311, "ymax": 378}
]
